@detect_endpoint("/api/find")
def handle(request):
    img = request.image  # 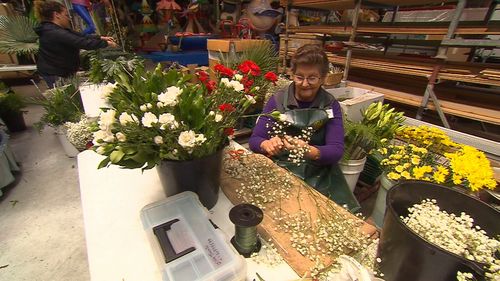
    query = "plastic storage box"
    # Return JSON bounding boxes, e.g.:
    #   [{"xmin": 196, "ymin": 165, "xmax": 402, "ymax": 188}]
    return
[
  {"xmin": 140, "ymin": 192, "xmax": 246, "ymax": 281},
  {"xmin": 326, "ymin": 87, "xmax": 384, "ymax": 122}
]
